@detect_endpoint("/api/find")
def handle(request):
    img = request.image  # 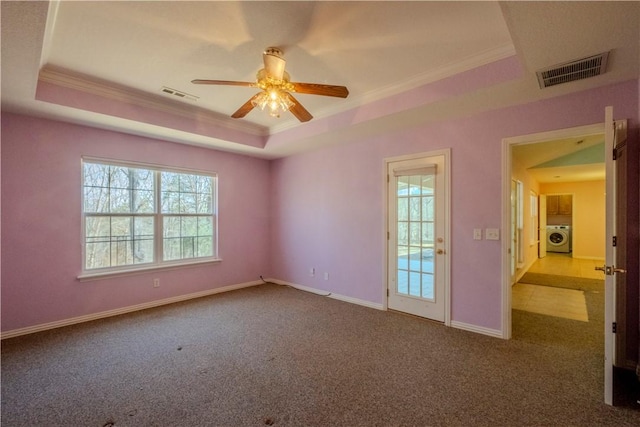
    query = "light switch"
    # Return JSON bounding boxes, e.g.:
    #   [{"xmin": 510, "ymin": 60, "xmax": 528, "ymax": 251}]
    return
[
  {"xmin": 473, "ymin": 229, "xmax": 482, "ymax": 240},
  {"xmin": 485, "ymin": 228, "xmax": 500, "ymax": 240}
]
